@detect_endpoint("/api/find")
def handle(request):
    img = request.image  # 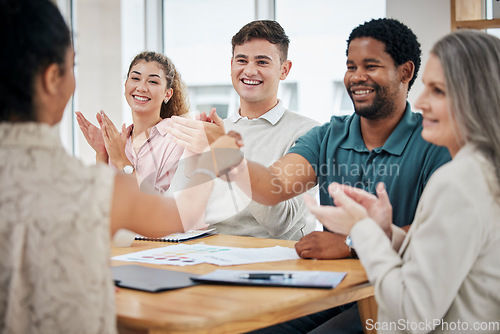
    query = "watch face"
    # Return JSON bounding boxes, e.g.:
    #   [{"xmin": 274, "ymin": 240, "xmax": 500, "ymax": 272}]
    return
[
  {"xmin": 123, "ymin": 165, "xmax": 134, "ymax": 175},
  {"xmin": 345, "ymin": 235, "xmax": 354, "ymax": 248}
]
